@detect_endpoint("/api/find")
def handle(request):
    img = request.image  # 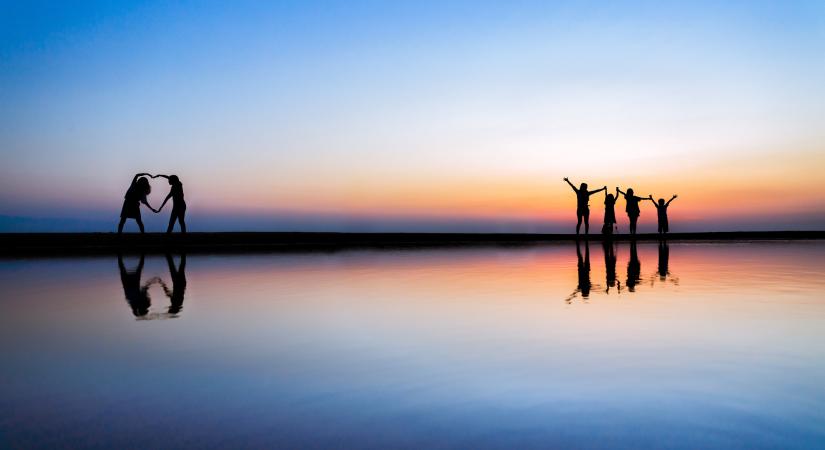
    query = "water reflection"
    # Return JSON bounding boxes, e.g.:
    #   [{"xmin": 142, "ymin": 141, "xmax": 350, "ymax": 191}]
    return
[
  {"xmin": 3, "ymin": 242, "xmax": 825, "ymax": 449},
  {"xmin": 117, "ymin": 253, "xmax": 151, "ymax": 317},
  {"xmin": 626, "ymin": 241, "xmax": 641, "ymax": 292},
  {"xmin": 602, "ymin": 240, "xmax": 618, "ymax": 294},
  {"xmin": 567, "ymin": 240, "xmax": 681, "ymax": 301},
  {"xmin": 565, "ymin": 240, "xmax": 592, "ymax": 303},
  {"xmin": 117, "ymin": 253, "xmax": 187, "ymax": 319},
  {"xmin": 655, "ymin": 241, "xmax": 679, "ymax": 286},
  {"xmin": 160, "ymin": 253, "xmax": 187, "ymax": 315}
]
